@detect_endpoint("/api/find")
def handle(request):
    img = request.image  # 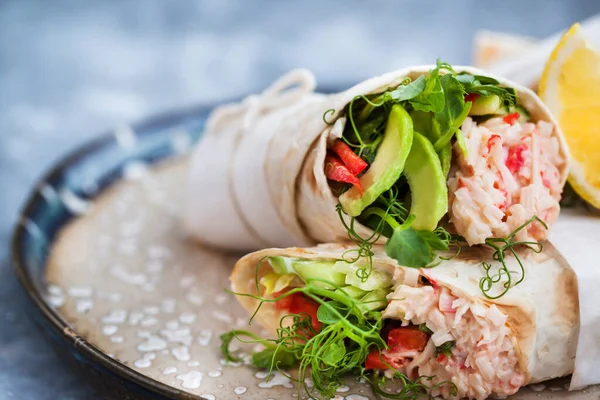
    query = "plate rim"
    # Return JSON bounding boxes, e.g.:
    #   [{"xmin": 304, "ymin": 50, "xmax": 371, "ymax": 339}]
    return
[{"xmin": 10, "ymin": 102, "xmax": 216, "ymax": 400}]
